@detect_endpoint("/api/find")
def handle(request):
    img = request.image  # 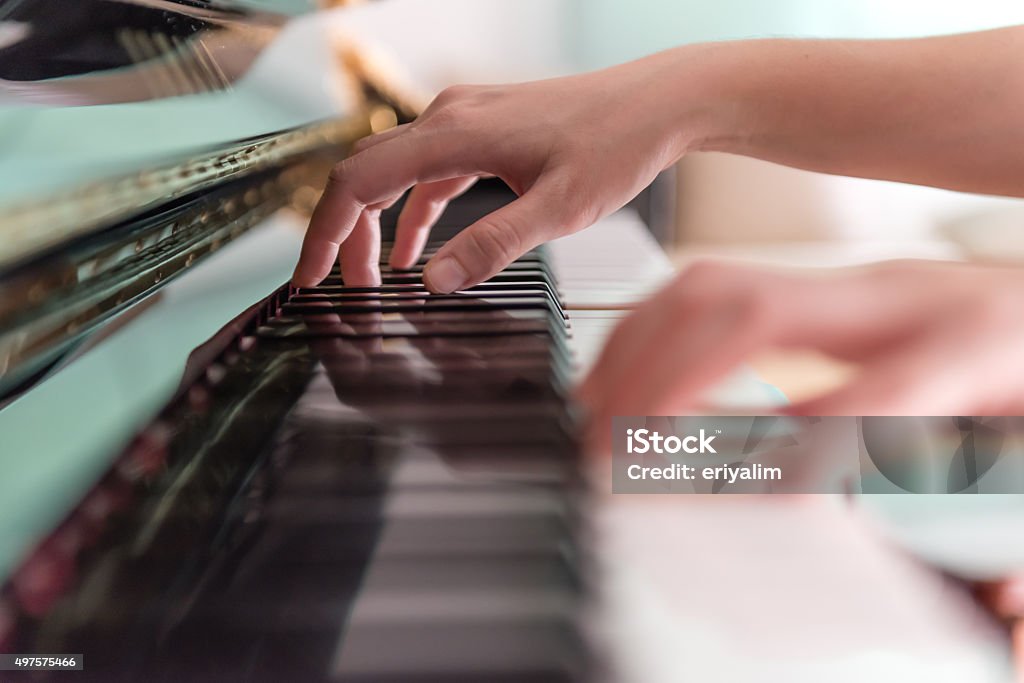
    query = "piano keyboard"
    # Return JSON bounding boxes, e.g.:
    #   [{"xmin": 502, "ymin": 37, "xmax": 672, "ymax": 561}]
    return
[
  {"xmin": 2, "ymin": 182, "xmax": 593, "ymax": 682},
  {"xmin": 3, "ymin": 180, "xmax": 1009, "ymax": 683}
]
